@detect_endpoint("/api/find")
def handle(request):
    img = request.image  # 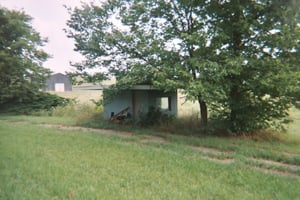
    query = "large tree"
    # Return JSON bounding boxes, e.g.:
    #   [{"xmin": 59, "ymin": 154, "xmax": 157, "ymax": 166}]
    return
[
  {"xmin": 66, "ymin": 0, "xmax": 212, "ymax": 125},
  {"xmin": 205, "ymin": 0, "xmax": 300, "ymax": 132},
  {"xmin": 66, "ymin": 0, "xmax": 299, "ymax": 134},
  {"xmin": 0, "ymin": 6, "xmax": 50, "ymax": 106}
]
